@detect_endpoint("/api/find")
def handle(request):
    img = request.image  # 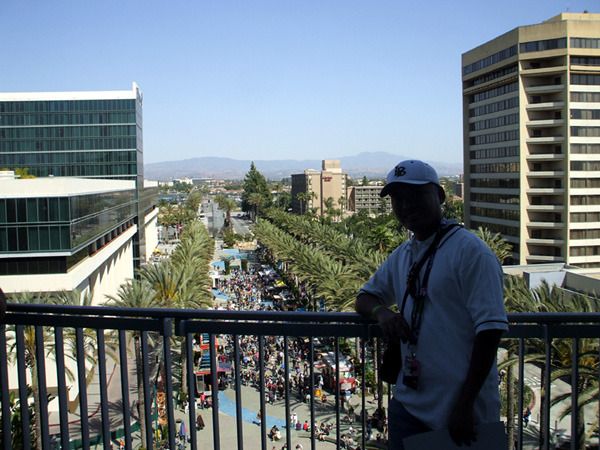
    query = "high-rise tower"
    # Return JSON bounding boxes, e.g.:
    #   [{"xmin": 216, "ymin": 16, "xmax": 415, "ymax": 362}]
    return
[{"xmin": 463, "ymin": 13, "xmax": 600, "ymax": 267}]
